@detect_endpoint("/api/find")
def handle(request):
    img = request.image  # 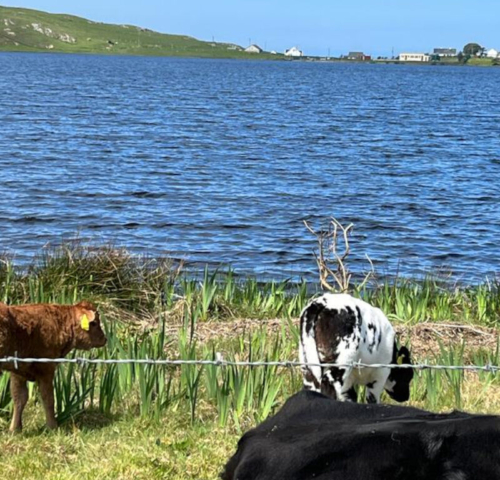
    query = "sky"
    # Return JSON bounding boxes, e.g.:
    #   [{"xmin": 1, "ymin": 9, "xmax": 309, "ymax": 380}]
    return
[{"xmin": 2, "ymin": 0, "xmax": 499, "ymax": 57}]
